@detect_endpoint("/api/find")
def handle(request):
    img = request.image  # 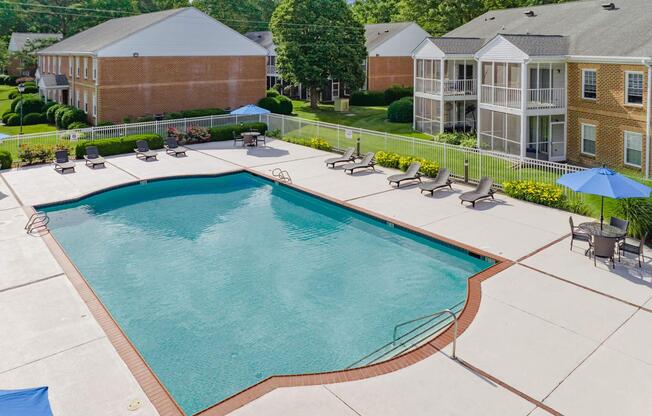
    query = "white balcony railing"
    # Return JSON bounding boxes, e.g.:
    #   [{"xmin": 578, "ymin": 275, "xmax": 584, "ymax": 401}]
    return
[
  {"xmin": 443, "ymin": 79, "xmax": 476, "ymax": 96},
  {"xmin": 527, "ymin": 88, "xmax": 566, "ymax": 110},
  {"xmin": 480, "ymin": 85, "xmax": 521, "ymax": 109},
  {"xmin": 415, "ymin": 77, "xmax": 441, "ymax": 95}
]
